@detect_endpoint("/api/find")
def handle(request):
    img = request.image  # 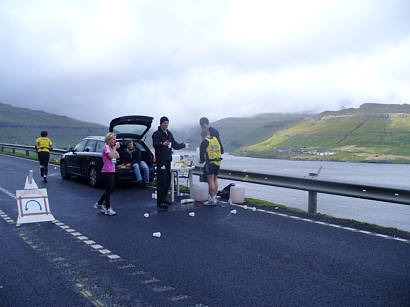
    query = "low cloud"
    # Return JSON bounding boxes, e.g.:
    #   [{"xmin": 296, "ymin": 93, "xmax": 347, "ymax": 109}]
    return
[{"xmin": 1, "ymin": 0, "xmax": 409, "ymax": 127}]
